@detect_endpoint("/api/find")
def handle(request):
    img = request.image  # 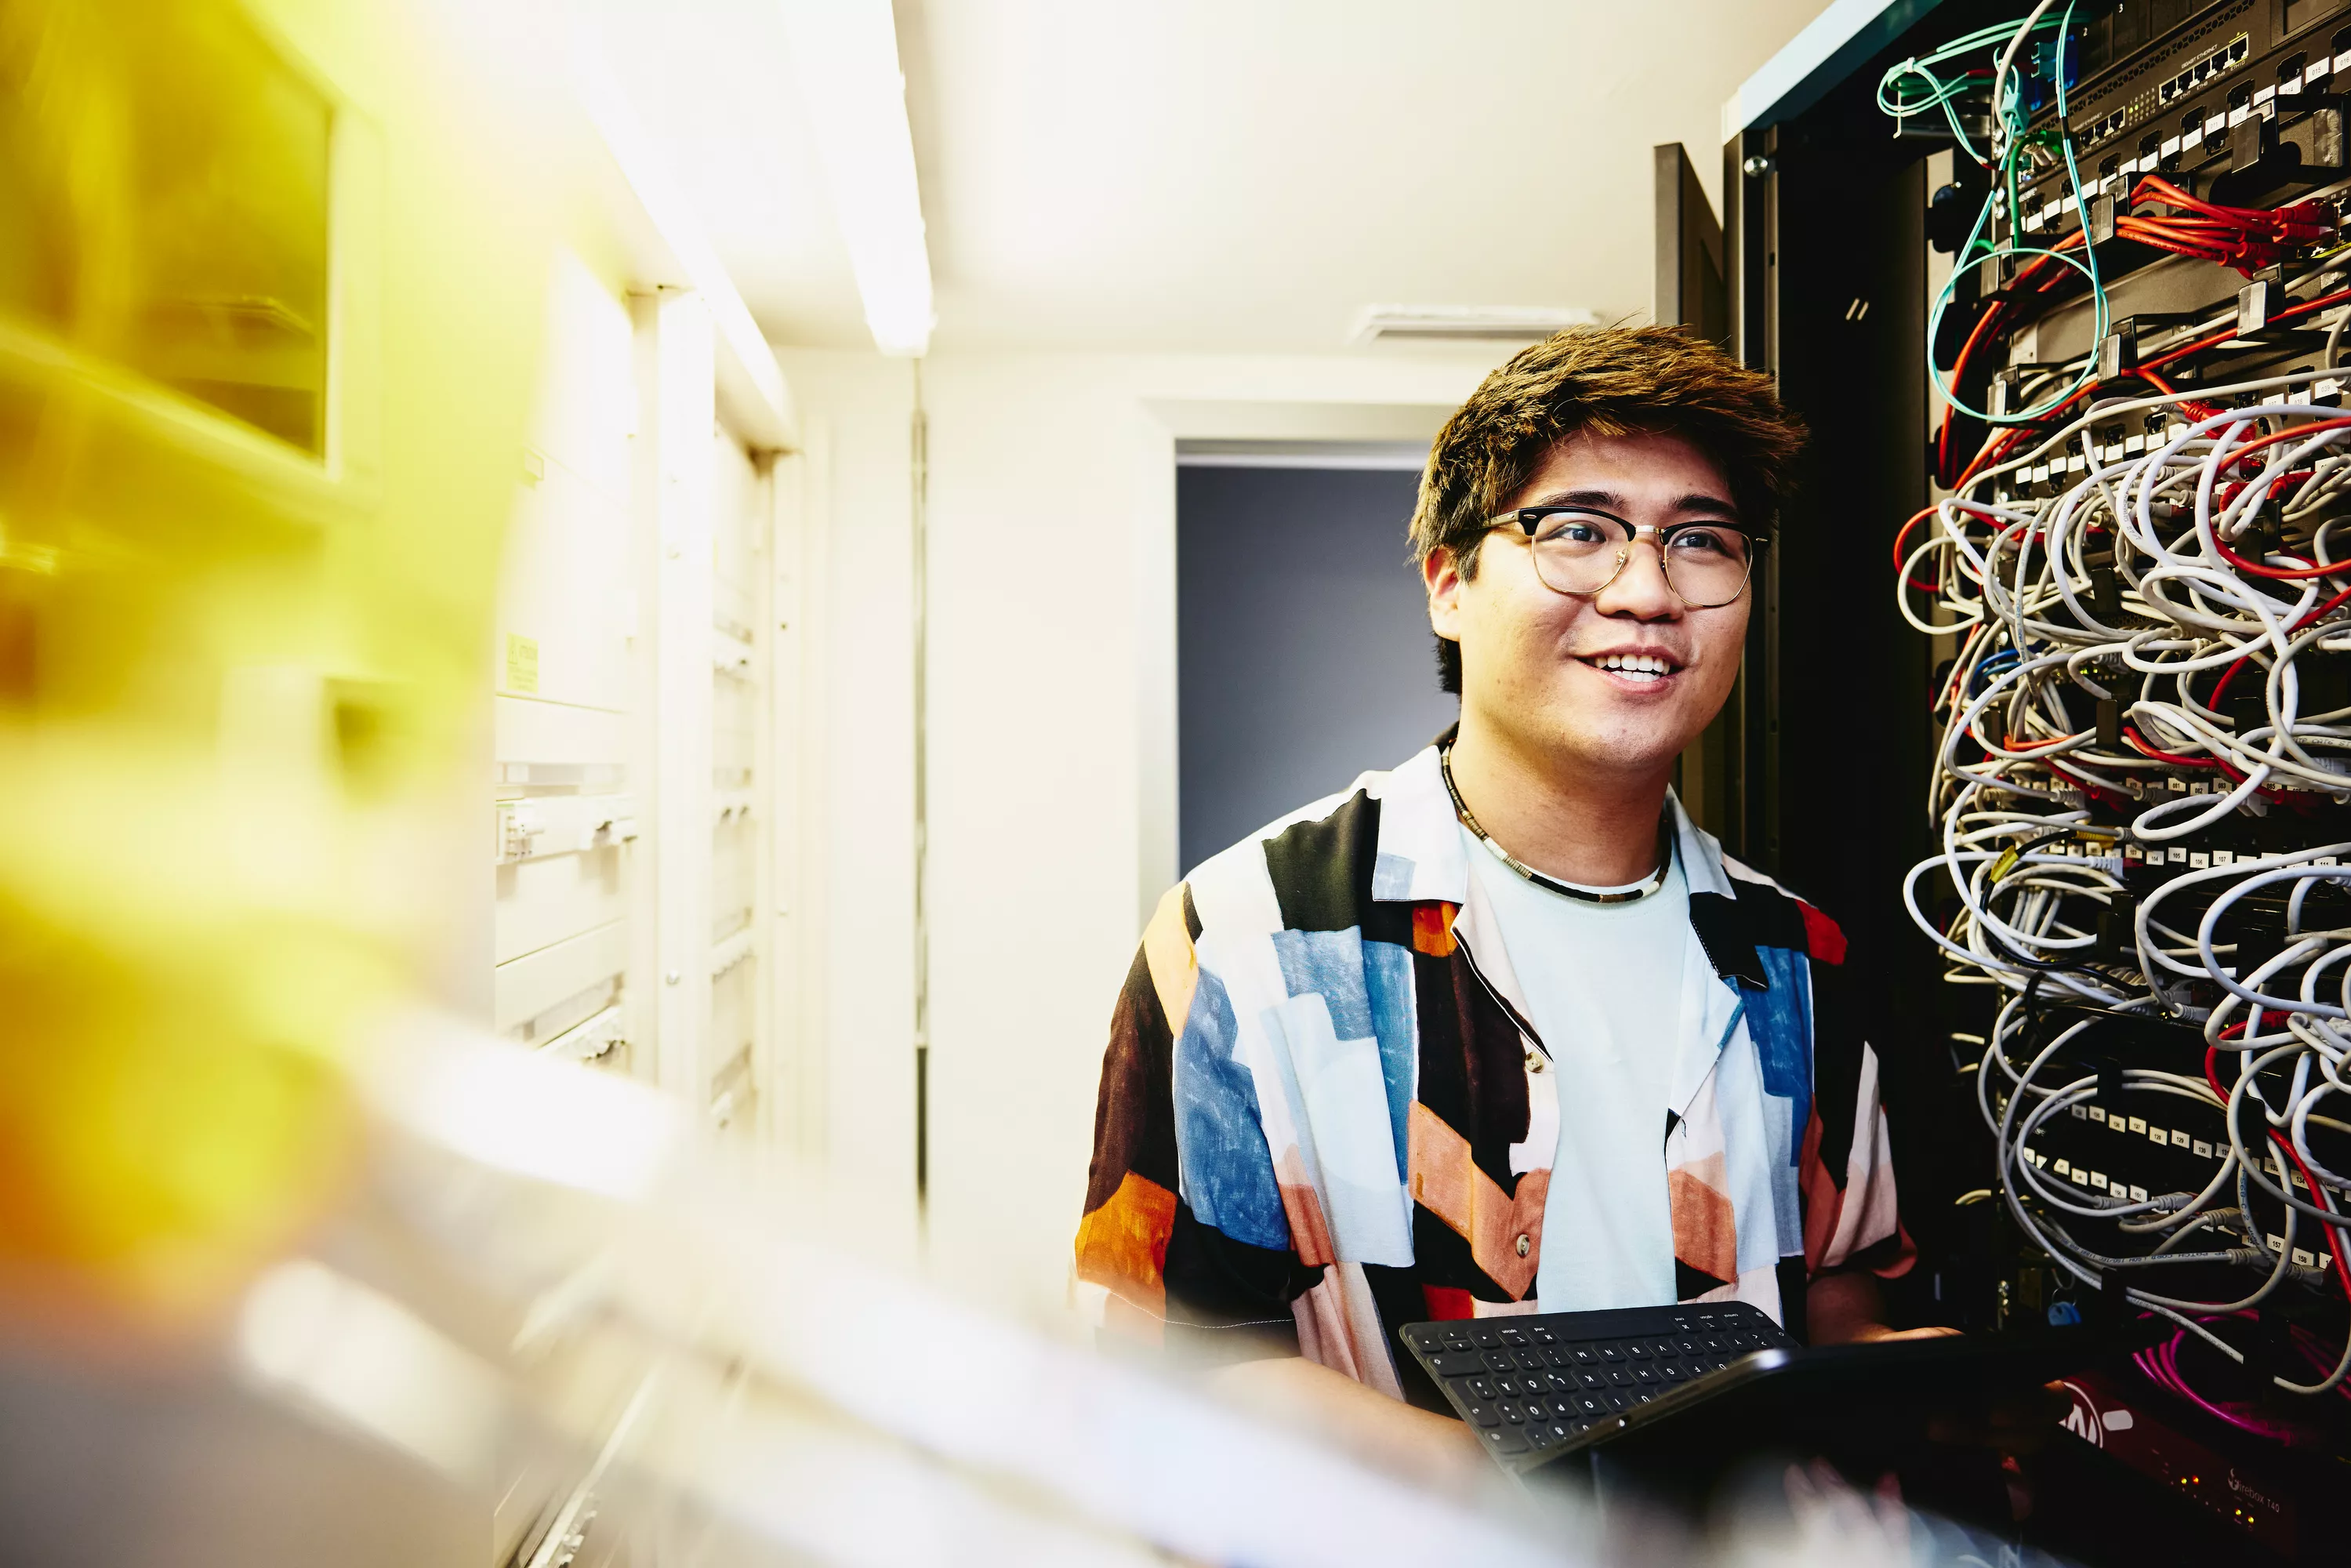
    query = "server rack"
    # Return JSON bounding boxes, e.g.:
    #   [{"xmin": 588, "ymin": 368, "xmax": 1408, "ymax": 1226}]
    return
[{"xmin": 1717, "ymin": 2, "xmax": 2351, "ymax": 1555}]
